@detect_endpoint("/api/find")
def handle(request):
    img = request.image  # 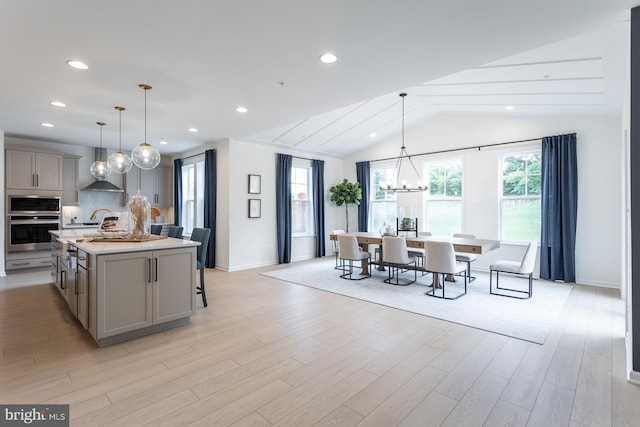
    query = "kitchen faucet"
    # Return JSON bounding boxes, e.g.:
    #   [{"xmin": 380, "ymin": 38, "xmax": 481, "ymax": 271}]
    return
[{"xmin": 89, "ymin": 208, "xmax": 113, "ymax": 221}]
